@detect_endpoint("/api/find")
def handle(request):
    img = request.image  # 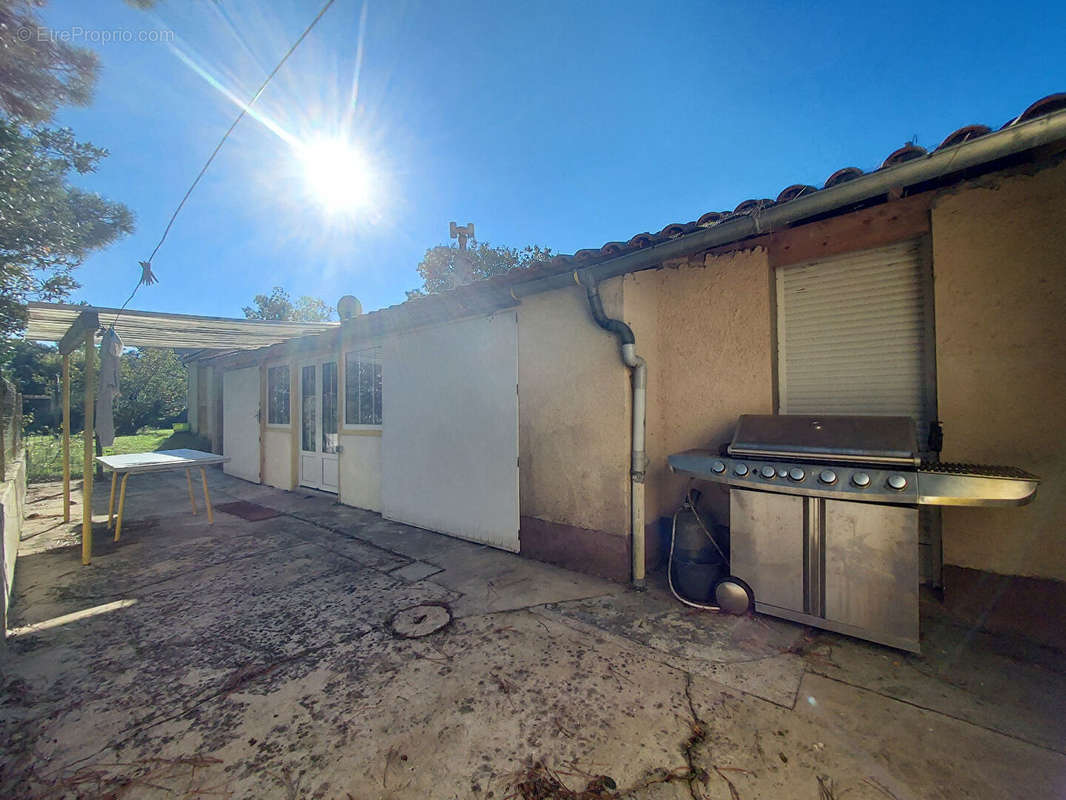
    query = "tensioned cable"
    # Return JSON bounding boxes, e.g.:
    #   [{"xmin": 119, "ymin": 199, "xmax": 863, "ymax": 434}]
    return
[{"xmin": 111, "ymin": 0, "xmax": 338, "ymax": 329}]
